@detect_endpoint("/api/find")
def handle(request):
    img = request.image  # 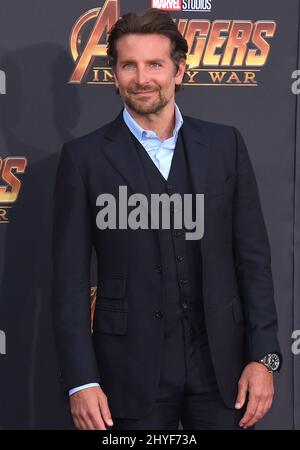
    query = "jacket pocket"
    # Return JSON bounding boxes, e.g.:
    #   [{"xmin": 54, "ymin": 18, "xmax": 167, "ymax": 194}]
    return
[
  {"xmin": 205, "ymin": 175, "xmax": 235, "ymax": 198},
  {"xmin": 96, "ymin": 275, "xmax": 127, "ymax": 311}
]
